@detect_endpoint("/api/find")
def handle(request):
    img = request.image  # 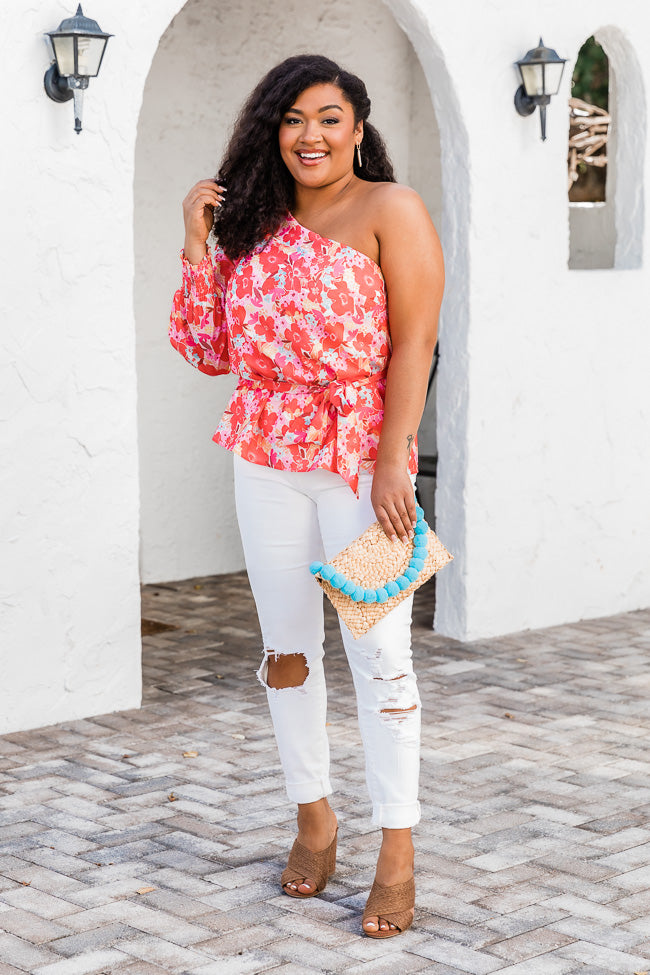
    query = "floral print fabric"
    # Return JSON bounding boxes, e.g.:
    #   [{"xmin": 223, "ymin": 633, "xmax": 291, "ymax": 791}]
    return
[{"xmin": 169, "ymin": 211, "xmax": 417, "ymax": 495}]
